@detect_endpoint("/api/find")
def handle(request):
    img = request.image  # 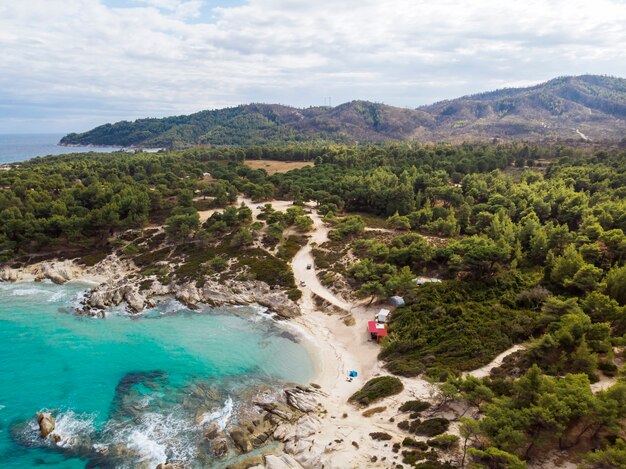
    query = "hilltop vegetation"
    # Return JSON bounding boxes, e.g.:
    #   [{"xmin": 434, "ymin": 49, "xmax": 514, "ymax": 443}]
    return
[{"xmin": 61, "ymin": 75, "xmax": 626, "ymax": 148}]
